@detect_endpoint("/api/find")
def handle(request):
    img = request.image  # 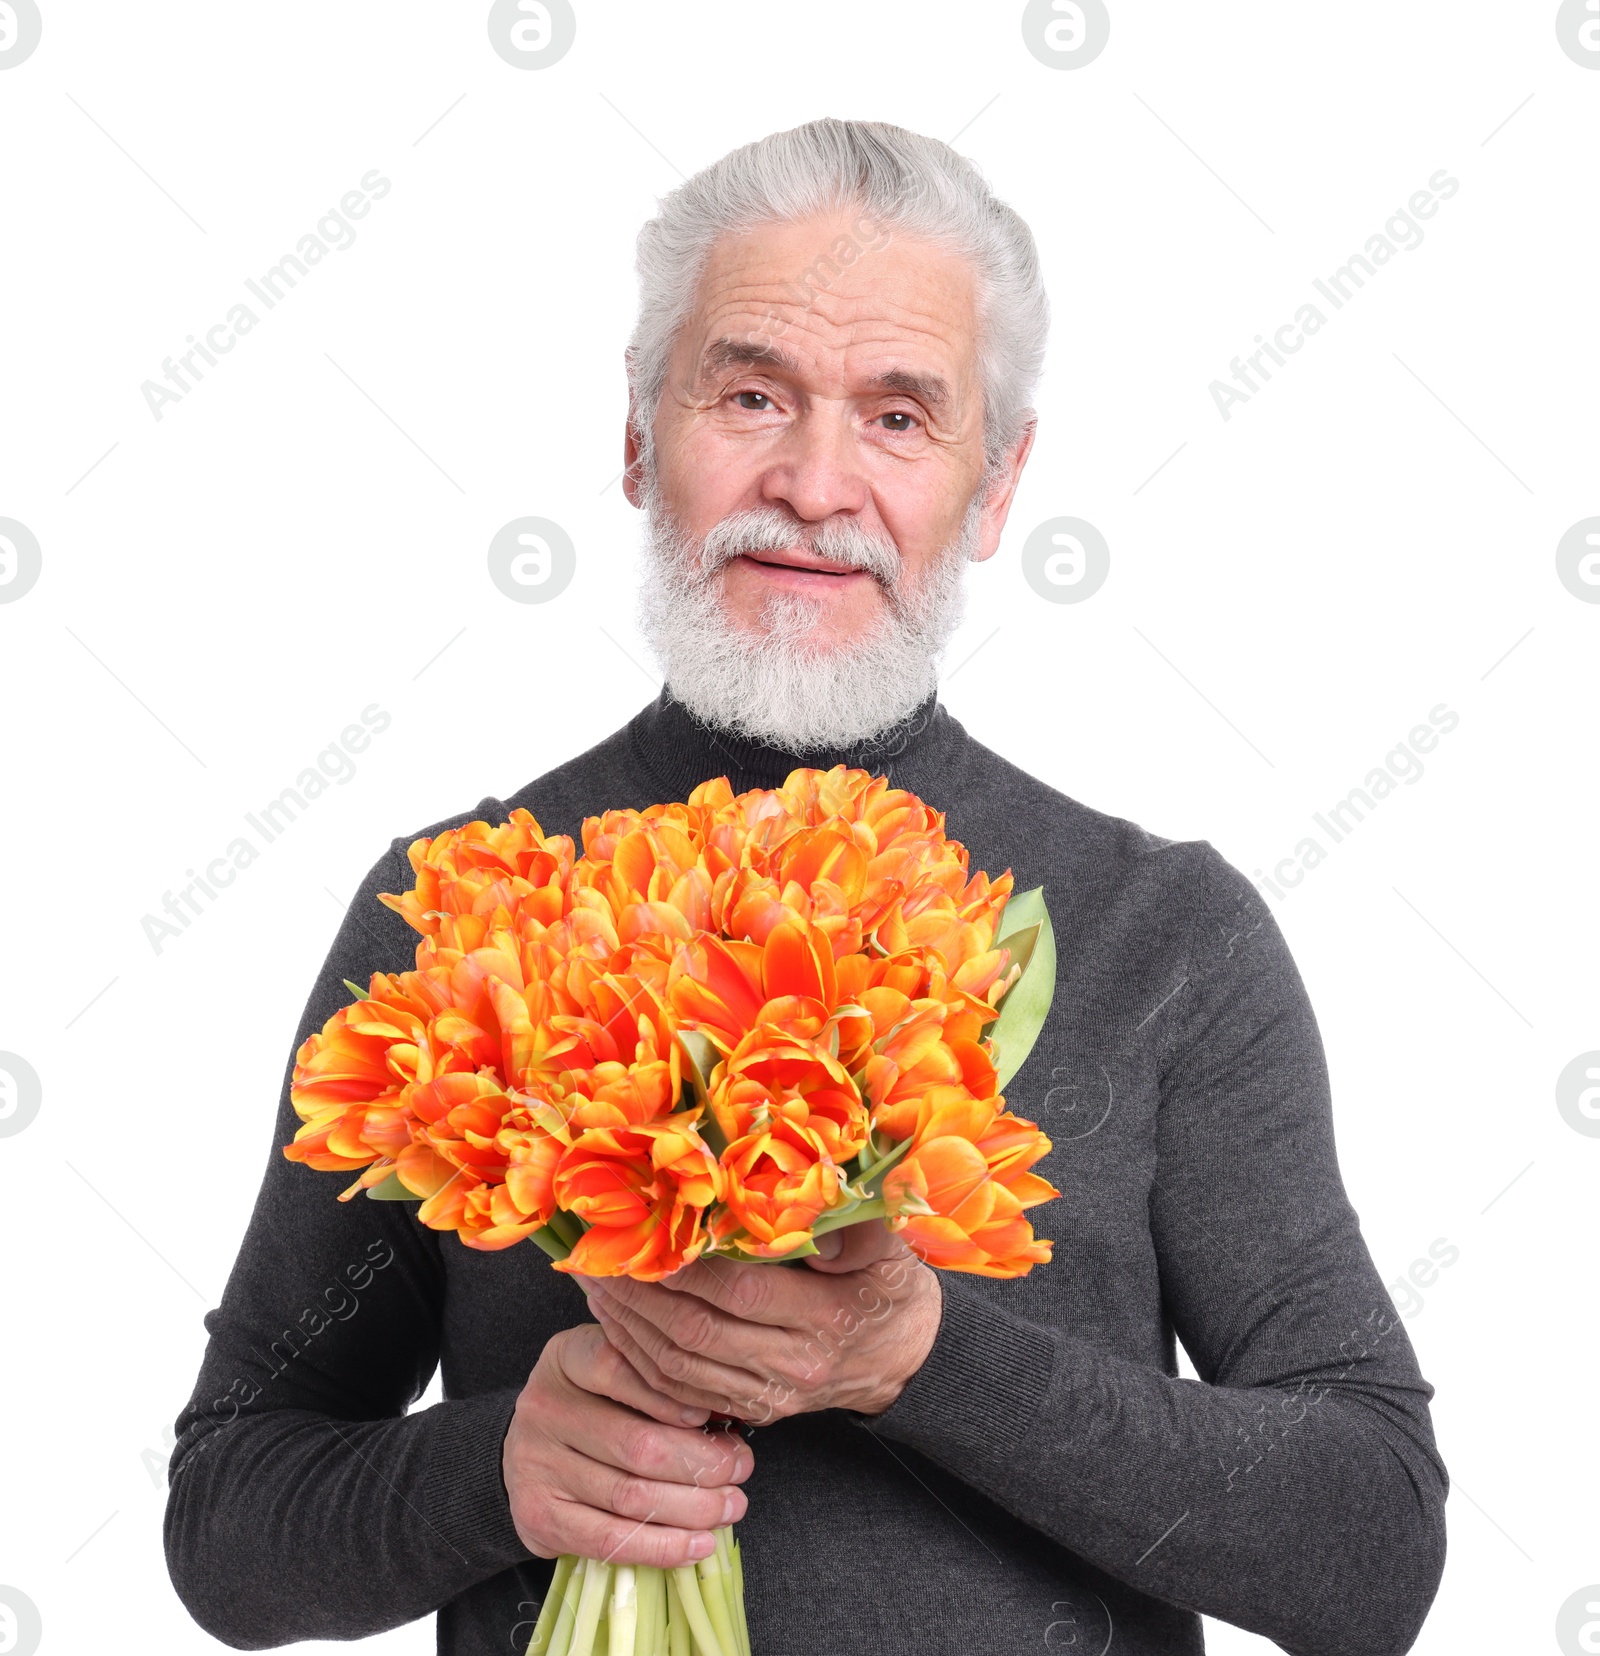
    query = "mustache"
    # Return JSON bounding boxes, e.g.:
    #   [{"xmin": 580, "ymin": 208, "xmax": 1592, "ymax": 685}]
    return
[{"xmin": 698, "ymin": 507, "xmax": 903, "ymax": 585}]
